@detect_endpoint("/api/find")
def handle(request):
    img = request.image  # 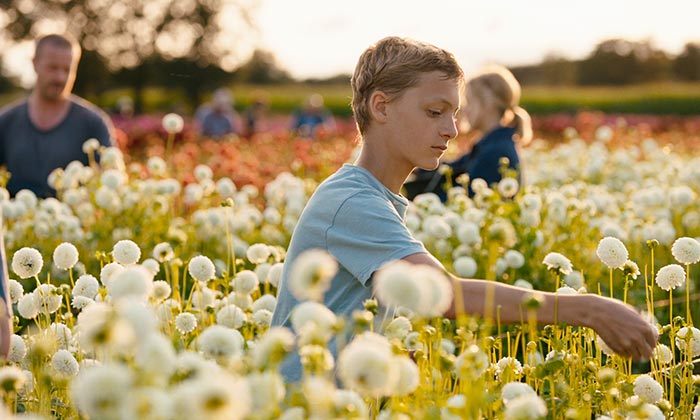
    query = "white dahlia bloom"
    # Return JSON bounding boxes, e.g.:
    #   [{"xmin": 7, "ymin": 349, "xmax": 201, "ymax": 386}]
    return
[
  {"xmin": 633, "ymin": 374, "xmax": 664, "ymax": 403},
  {"xmin": 17, "ymin": 294, "xmax": 37, "ymax": 319},
  {"xmin": 8, "ymin": 335, "xmax": 26, "ymax": 364},
  {"xmin": 267, "ymin": 262, "xmax": 284, "ymax": 287},
  {"xmin": 675, "ymin": 326, "xmax": 700, "ymax": 357},
  {"xmin": 542, "ymin": 252, "xmax": 573, "ymax": 275},
  {"xmin": 655, "ymin": 264, "xmax": 686, "ymax": 291},
  {"xmin": 501, "ymin": 381, "xmax": 536, "ymax": 404},
  {"xmin": 175, "ymin": 312, "xmax": 198, "ymax": 335},
  {"xmin": 188, "ymin": 255, "xmax": 216, "ymax": 283},
  {"xmin": 252, "ymin": 294, "xmax": 277, "ymax": 313},
  {"xmin": 151, "ymin": 280, "xmax": 172, "ymax": 301},
  {"xmin": 8, "ymin": 279, "xmax": 24, "ymax": 304},
  {"xmin": 288, "ymin": 249, "xmax": 338, "ymax": 302},
  {"xmin": 11, "ymin": 247, "xmax": 44, "ymax": 279},
  {"xmin": 596, "ymin": 237, "xmax": 629, "ymax": 269},
  {"xmin": 454, "ymin": 256, "xmax": 477, "ymax": 278},
  {"xmin": 232, "ymin": 270, "xmax": 259, "ymax": 295},
  {"xmin": 671, "ymin": 237, "xmax": 700, "ymax": 264},
  {"xmin": 33, "ymin": 284, "xmax": 62, "ymax": 315},
  {"xmin": 112, "ymin": 240, "xmax": 141, "ymax": 265},
  {"xmin": 72, "ymin": 274, "xmax": 99, "ymax": 299},
  {"xmin": 216, "ymin": 304, "xmax": 247, "ymax": 329},
  {"xmin": 653, "ymin": 343, "xmax": 673, "ymax": 364},
  {"xmin": 108, "ymin": 265, "xmax": 153, "ymax": 301},
  {"xmin": 503, "ymin": 394, "xmax": 548, "ymax": 420},
  {"xmin": 152, "ymin": 242, "xmax": 174, "ymax": 262},
  {"xmin": 100, "ymin": 262, "xmax": 124, "ymax": 288},
  {"xmin": 52, "ymin": 349, "xmax": 79, "ymax": 377},
  {"xmin": 71, "ymin": 364, "xmax": 132, "ymax": 420},
  {"xmin": 53, "ymin": 242, "xmax": 79, "ymax": 270},
  {"xmin": 337, "ymin": 332, "xmax": 399, "ymax": 397},
  {"xmin": 246, "ymin": 243, "xmax": 271, "ymax": 264},
  {"xmin": 197, "ymin": 325, "xmax": 245, "ymax": 359},
  {"xmin": 498, "ymin": 177, "xmax": 520, "ymax": 198},
  {"xmin": 162, "ymin": 113, "xmax": 184, "ymax": 134},
  {"xmin": 394, "ymin": 356, "xmax": 420, "ymax": 396}
]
